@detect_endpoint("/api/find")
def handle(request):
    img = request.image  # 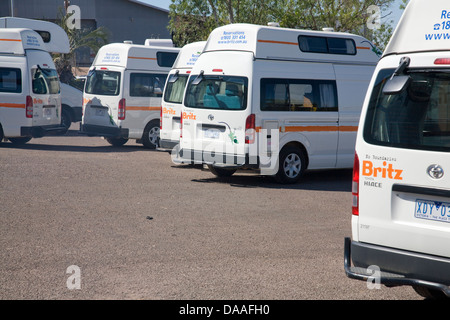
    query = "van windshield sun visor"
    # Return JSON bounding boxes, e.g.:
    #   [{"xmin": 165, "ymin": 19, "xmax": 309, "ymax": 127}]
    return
[{"xmin": 383, "ymin": 57, "xmax": 411, "ymax": 95}]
